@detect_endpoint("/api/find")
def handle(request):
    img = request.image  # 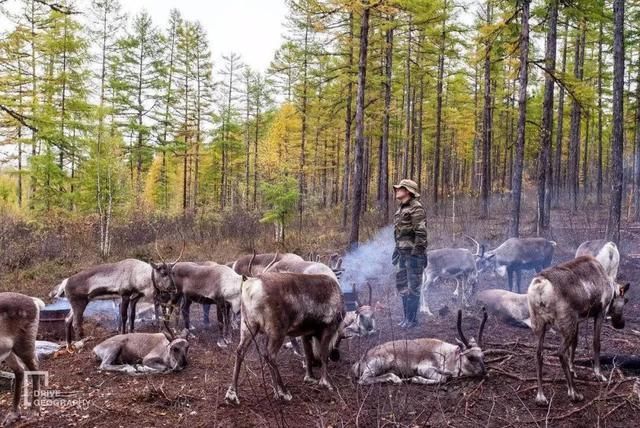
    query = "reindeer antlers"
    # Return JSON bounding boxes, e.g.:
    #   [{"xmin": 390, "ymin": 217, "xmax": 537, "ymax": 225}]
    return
[
  {"xmin": 478, "ymin": 307, "xmax": 488, "ymax": 347},
  {"xmin": 247, "ymin": 250, "xmax": 257, "ymax": 276},
  {"xmin": 456, "ymin": 309, "xmax": 470, "ymax": 348},
  {"xmin": 367, "ymin": 282, "xmax": 373, "ymax": 306},
  {"xmin": 154, "ymin": 229, "xmax": 186, "ymax": 266},
  {"xmin": 263, "ymin": 251, "xmax": 279, "ymax": 273},
  {"xmin": 464, "ymin": 235, "xmax": 483, "ymax": 257}
]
